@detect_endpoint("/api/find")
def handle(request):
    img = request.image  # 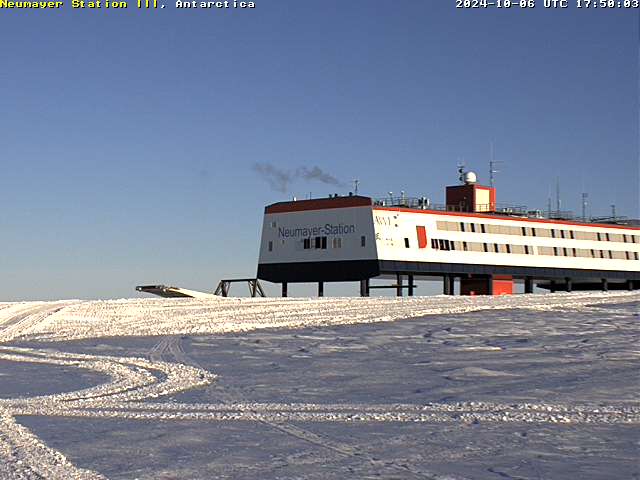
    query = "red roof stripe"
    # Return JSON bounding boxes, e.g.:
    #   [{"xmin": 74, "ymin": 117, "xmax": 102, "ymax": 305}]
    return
[{"xmin": 265, "ymin": 196, "xmax": 372, "ymax": 214}]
